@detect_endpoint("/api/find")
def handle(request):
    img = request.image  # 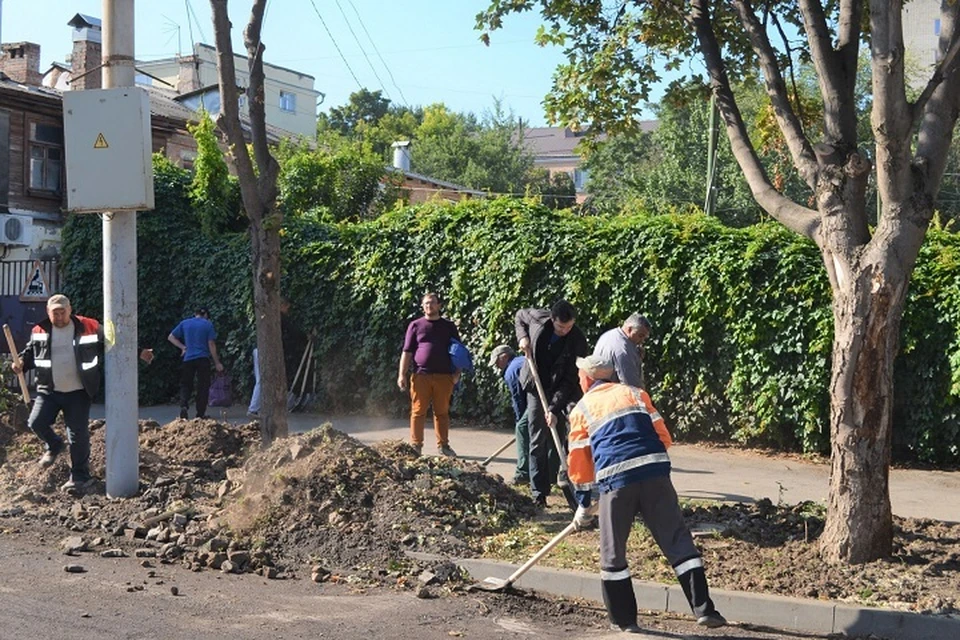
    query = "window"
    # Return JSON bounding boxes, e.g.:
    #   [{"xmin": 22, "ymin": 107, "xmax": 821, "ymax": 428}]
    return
[
  {"xmin": 279, "ymin": 90, "xmax": 297, "ymax": 113},
  {"xmin": 29, "ymin": 122, "xmax": 63, "ymax": 193},
  {"xmin": 934, "ymin": 19, "xmax": 941, "ymax": 36},
  {"xmin": 573, "ymin": 168, "xmax": 589, "ymax": 192}
]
